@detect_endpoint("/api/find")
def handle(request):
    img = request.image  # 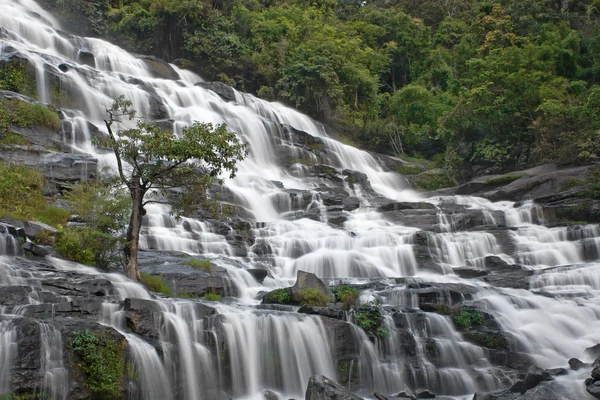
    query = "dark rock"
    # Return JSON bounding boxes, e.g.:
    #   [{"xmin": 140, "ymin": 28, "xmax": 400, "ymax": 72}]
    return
[
  {"xmin": 373, "ymin": 393, "xmax": 388, "ymax": 400},
  {"xmin": 395, "ymin": 389, "xmax": 417, "ymax": 399},
  {"xmin": 592, "ymin": 365, "xmax": 600, "ymax": 380},
  {"xmin": 415, "ymin": 389, "xmax": 436, "ymax": 398},
  {"xmin": 22, "ymin": 241, "xmax": 55, "ymax": 257},
  {"xmin": 305, "ymin": 375, "xmax": 363, "ymax": 400},
  {"xmin": 454, "ymin": 267, "xmax": 488, "ymax": 278},
  {"xmin": 263, "ymin": 389, "xmax": 280, "ymax": 400},
  {"xmin": 342, "ymin": 197, "xmax": 360, "ymax": 211},
  {"xmin": 377, "ymin": 201, "xmax": 436, "ymax": 212},
  {"xmin": 195, "ymin": 82, "xmax": 236, "ymax": 102},
  {"xmin": 544, "ymin": 367, "xmax": 568, "ymax": 376},
  {"xmin": 568, "ymin": 357, "xmax": 587, "ymax": 370},
  {"xmin": 521, "ymin": 365, "xmax": 552, "ymax": 394},
  {"xmin": 247, "ymin": 268, "xmax": 269, "ymax": 283},
  {"xmin": 135, "ymin": 54, "xmax": 180, "ymax": 80},
  {"xmin": 77, "ymin": 50, "xmax": 95, "ymax": 67},
  {"xmin": 291, "ymin": 270, "xmax": 335, "ymax": 303},
  {"xmin": 298, "ymin": 305, "xmax": 345, "ymax": 320},
  {"xmin": 585, "ymin": 344, "xmax": 600, "ymax": 360},
  {"xmin": 0, "ymin": 286, "xmax": 31, "ymax": 306},
  {"xmin": 588, "ymin": 380, "xmax": 600, "ymax": 400}
]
